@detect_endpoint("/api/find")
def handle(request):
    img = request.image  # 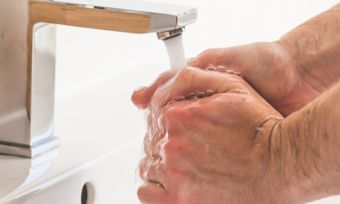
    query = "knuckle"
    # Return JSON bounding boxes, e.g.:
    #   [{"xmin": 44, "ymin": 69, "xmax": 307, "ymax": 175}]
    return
[
  {"xmin": 163, "ymin": 139, "xmax": 183, "ymax": 156},
  {"xmin": 163, "ymin": 140, "xmax": 177, "ymax": 156},
  {"xmin": 162, "ymin": 106, "xmax": 191, "ymax": 134}
]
